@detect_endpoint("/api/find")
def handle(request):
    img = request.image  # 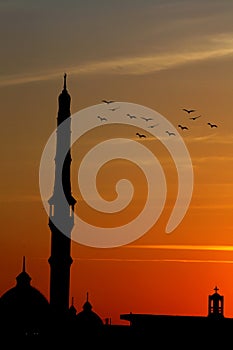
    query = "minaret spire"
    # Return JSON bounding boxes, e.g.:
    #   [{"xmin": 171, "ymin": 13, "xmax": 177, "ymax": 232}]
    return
[
  {"xmin": 48, "ymin": 74, "xmax": 76, "ymax": 316},
  {"xmin": 63, "ymin": 73, "xmax": 67, "ymax": 91}
]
